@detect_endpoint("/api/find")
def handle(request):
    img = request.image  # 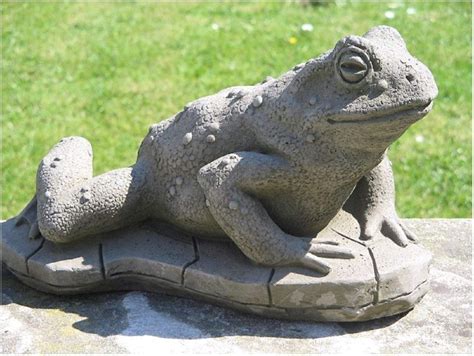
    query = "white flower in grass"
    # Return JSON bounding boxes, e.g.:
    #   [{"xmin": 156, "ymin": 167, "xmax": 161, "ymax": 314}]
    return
[
  {"xmin": 415, "ymin": 134, "xmax": 425, "ymax": 143},
  {"xmin": 384, "ymin": 11, "xmax": 396, "ymax": 19},
  {"xmin": 211, "ymin": 23, "xmax": 220, "ymax": 31},
  {"xmin": 406, "ymin": 7, "xmax": 417, "ymax": 15},
  {"xmin": 301, "ymin": 23, "xmax": 314, "ymax": 32}
]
